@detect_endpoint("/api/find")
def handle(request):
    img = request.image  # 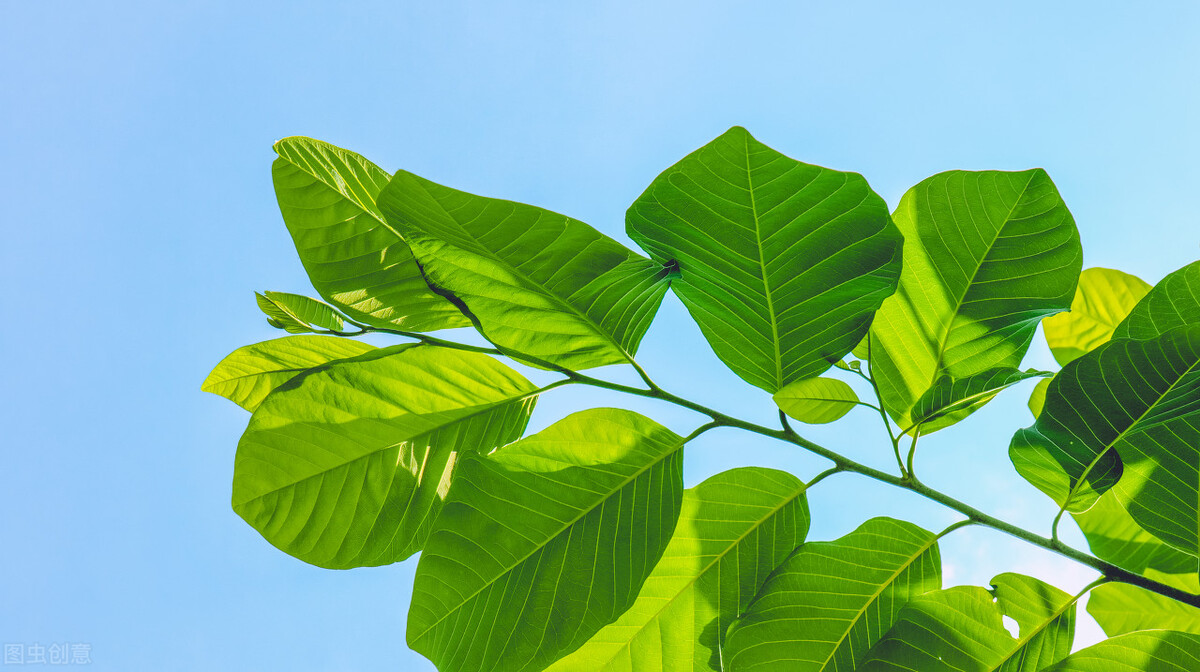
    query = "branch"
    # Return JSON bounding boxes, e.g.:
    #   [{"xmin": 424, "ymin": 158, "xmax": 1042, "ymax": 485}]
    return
[{"xmin": 335, "ymin": 326, "xmax": 1200, "ymax": 609}]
